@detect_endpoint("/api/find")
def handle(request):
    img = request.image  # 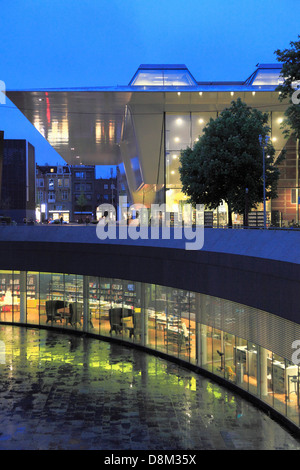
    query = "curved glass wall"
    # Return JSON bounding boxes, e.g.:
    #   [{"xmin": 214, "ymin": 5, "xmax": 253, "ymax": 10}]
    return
[{"xmin": 0, "ymin": 268, "xmax": 300, "ymax": 429}]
